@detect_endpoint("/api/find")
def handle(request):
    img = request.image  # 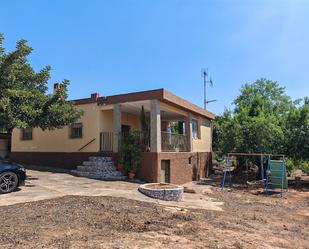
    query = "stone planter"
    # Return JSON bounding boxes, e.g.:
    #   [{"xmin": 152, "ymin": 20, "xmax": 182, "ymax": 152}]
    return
[{"xmin": 138, "ymin": 183, "xmax": 184, "ymax": 201}]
